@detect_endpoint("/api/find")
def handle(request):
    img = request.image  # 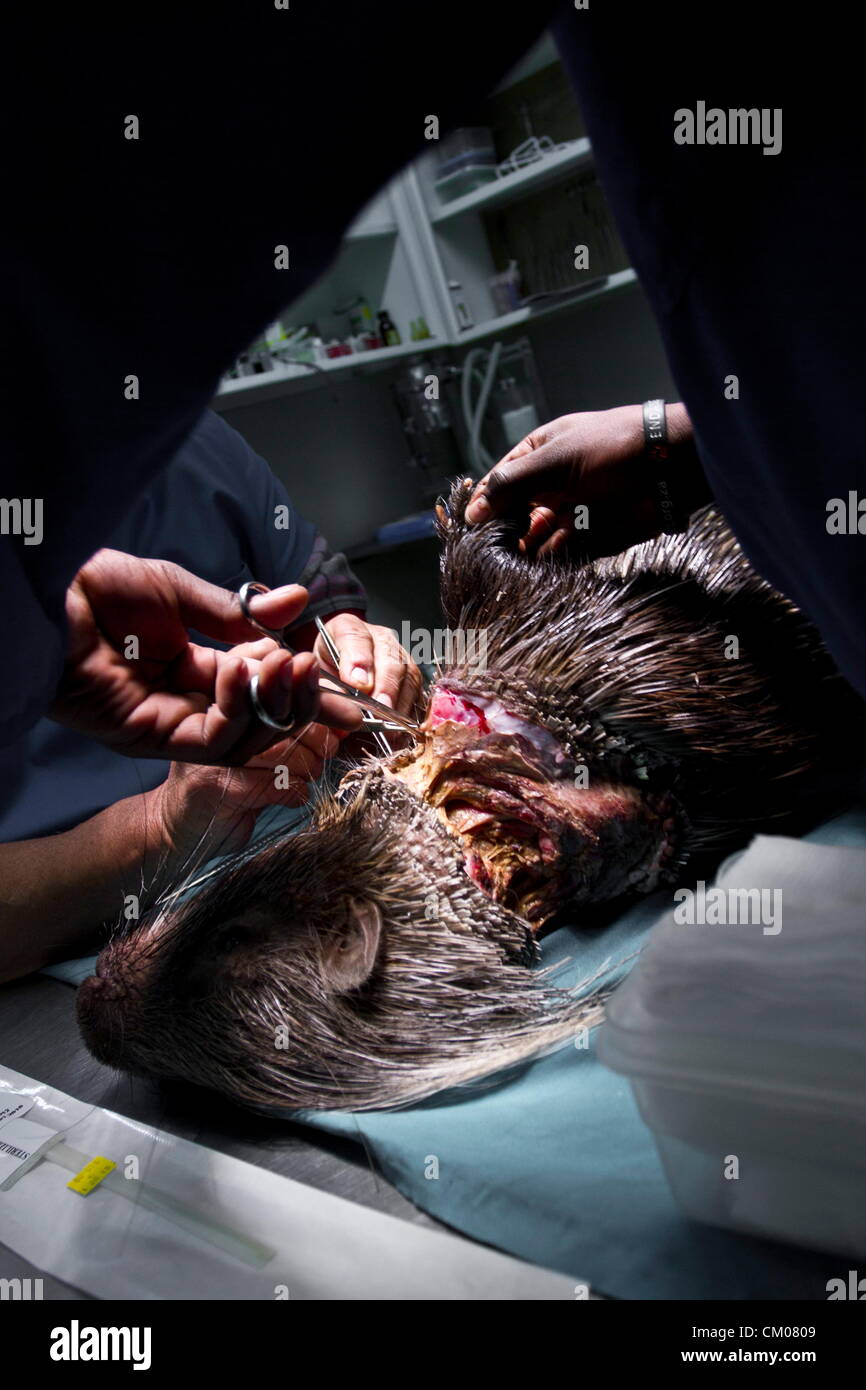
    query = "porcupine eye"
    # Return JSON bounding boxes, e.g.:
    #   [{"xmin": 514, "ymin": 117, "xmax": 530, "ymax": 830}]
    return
[
  {"xmin": 217, "ymin": 911, "xmax": 274, "ymax": 956},
  {"xmin": 184, "ymin": 914, "xmax": 272, "ymax": 1001},
  {"xmin": 185, "ymin": 922, "xmax": 251, "ymax": 994}
]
